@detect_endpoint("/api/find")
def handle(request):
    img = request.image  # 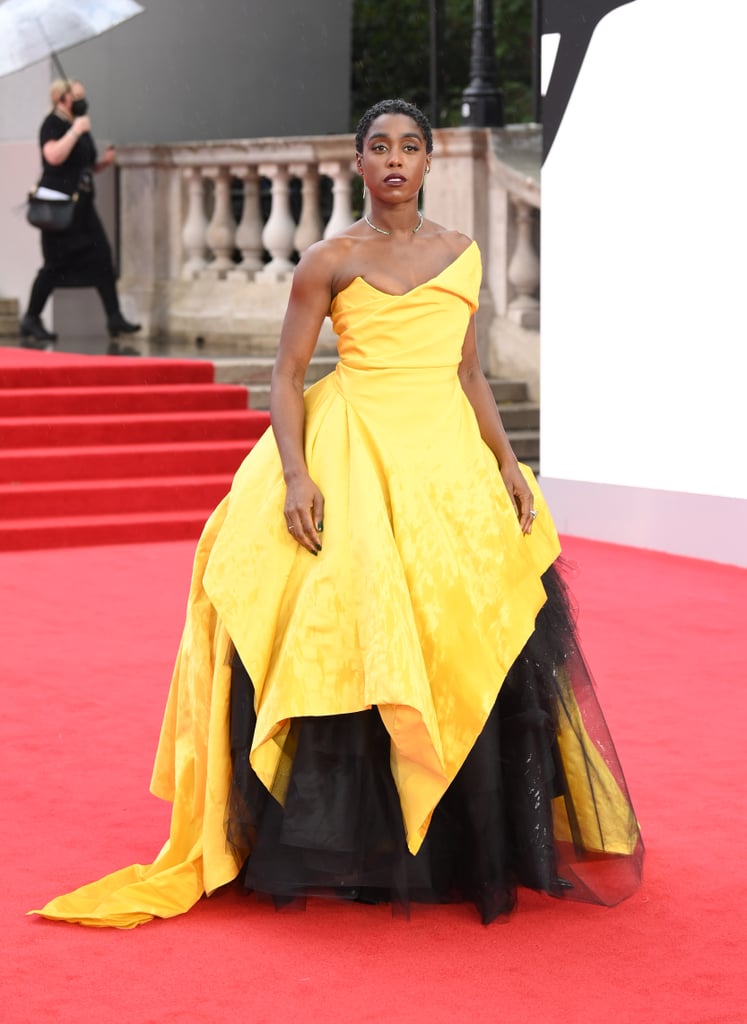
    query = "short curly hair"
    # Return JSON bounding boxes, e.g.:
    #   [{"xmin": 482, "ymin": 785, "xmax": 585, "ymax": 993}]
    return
[{"xmin": 355, "ymin": 99, "xmax": 433, "ymax": 154}]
